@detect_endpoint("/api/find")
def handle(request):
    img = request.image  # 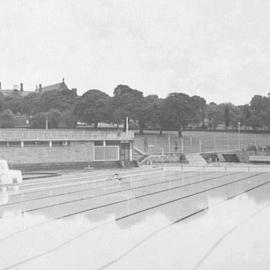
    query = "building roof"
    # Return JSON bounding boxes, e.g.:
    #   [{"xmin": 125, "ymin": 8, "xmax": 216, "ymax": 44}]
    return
[
  {"xmin": 36, "ymin": 81, "xmax": 69, "ymax": 93},
  {"xmin": 0, "ymin": 129, "xmax": 134, "ymax": 141}
]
